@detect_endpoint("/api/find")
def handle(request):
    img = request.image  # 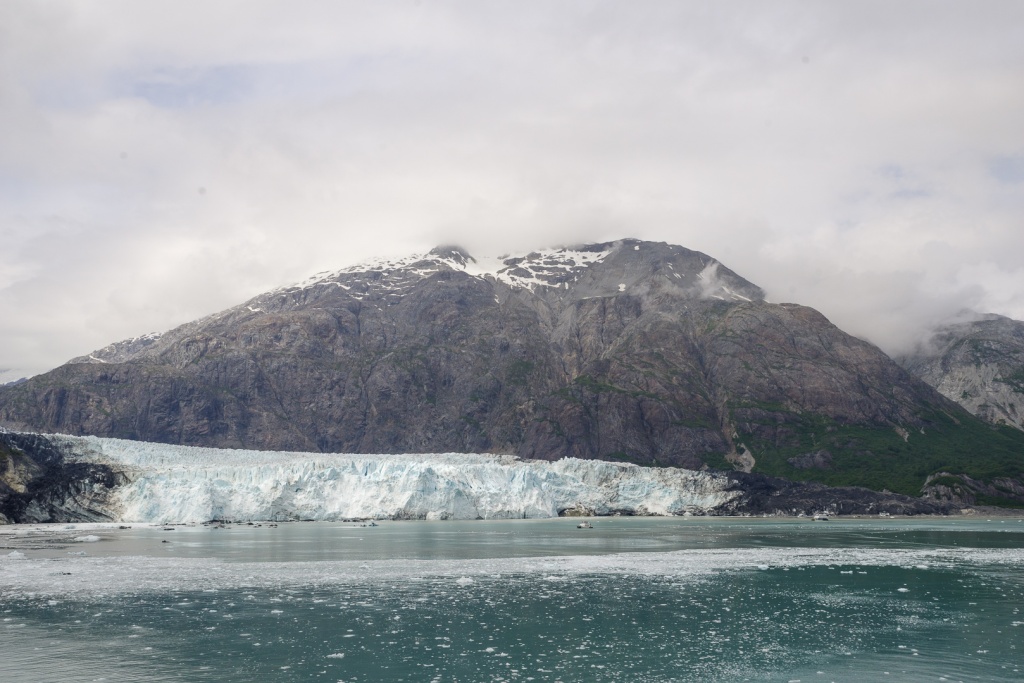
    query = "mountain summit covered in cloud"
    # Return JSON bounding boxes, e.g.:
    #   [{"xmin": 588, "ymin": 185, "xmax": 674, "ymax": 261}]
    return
[
  {"xmin": 1, "ymin": 239, "xmax": 1022, "ymax": 503},
  {"xmin": 899, "ymin": 313, "xmax": 1024, "ymax": 431}
]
